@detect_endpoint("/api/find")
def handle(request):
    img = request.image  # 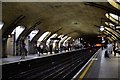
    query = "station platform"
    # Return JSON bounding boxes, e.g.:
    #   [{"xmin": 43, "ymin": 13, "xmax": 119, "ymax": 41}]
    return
[
  {"xmin": 1, "ymin": 53, "xmax": 54, "ymax": 65},
  {"xmin": 1, "ymin": 48, "xmax": 87, "ymax": 65},
  {"xmin": 79, "ymin": 49, "xmax": 120, "ymax": 80},
  {"xmin": 1, "ymin": 50, "xmax": 78, "ymax": 65}
]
